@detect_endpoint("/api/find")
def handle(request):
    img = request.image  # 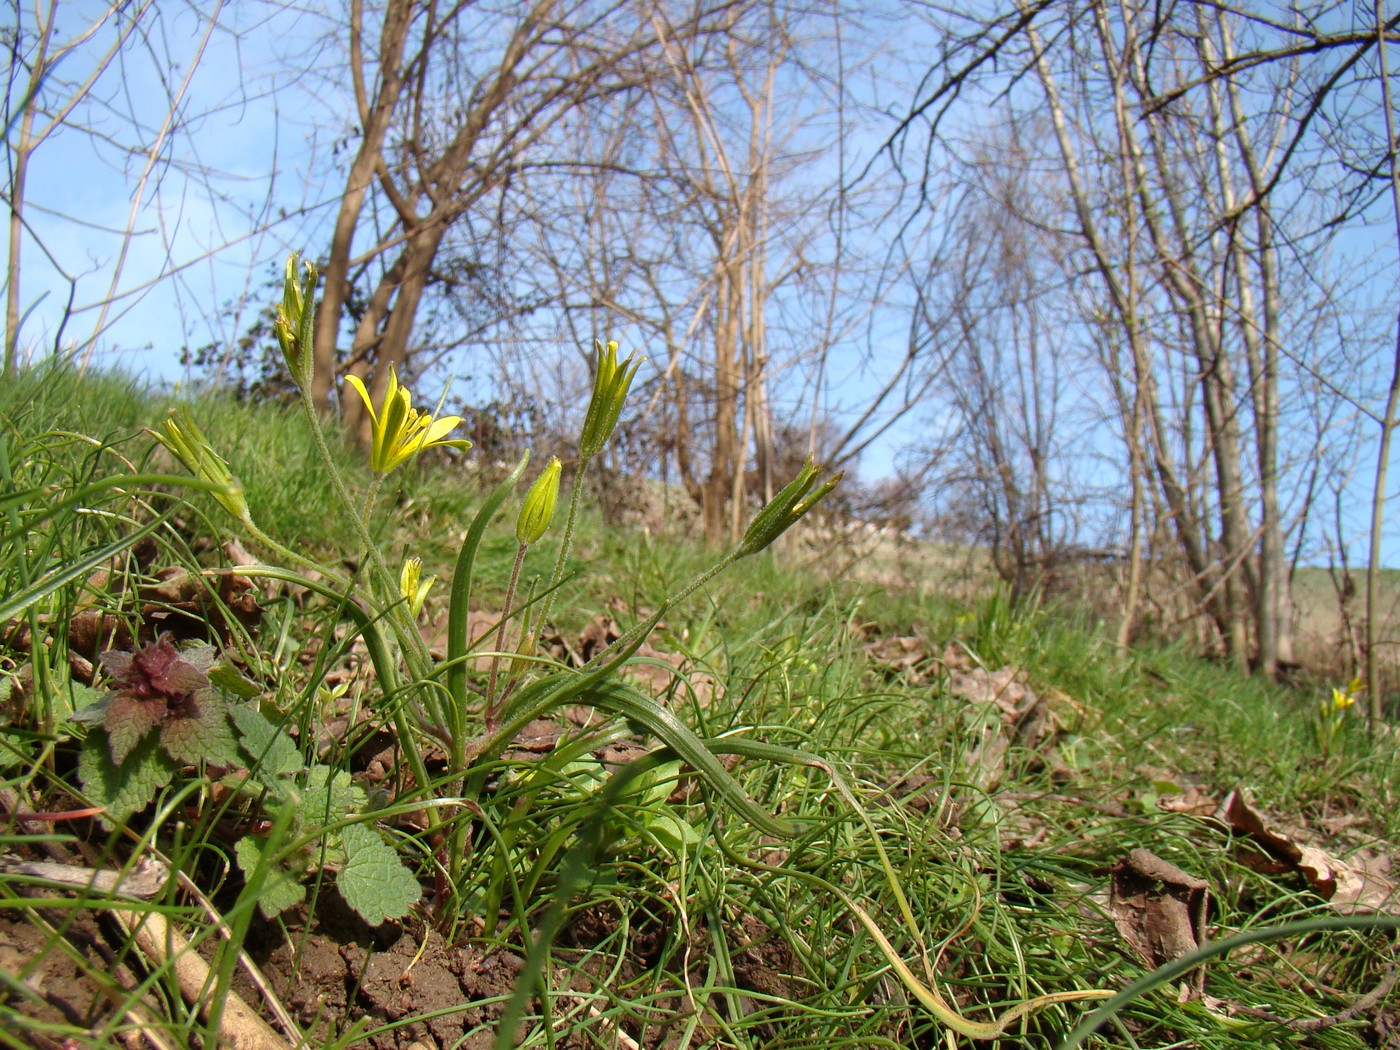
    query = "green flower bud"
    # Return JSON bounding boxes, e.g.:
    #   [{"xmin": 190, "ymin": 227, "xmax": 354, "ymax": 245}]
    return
[
  {"xmin": 149, "ymin": 407, "xmax": 251, "ymax": 525},
  {"xmin": 578, "ymin": 340, "xmax": 641, "ymax": 462},
  {"xmin": 737, "ymin": 457, "xmax": 843, "ymax": 557},
  {"xmin": 274, "ymin": 252, "xmax": 318, "ymax": 389},
  {"xmin": 516, "ymin": 457, "xmax": 562, "ymax": 545}
]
